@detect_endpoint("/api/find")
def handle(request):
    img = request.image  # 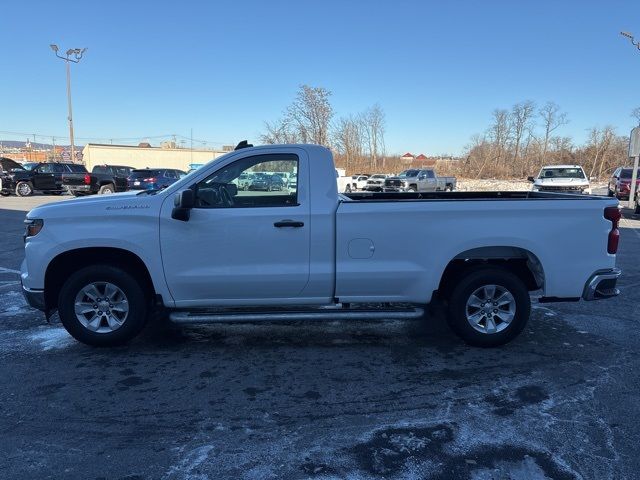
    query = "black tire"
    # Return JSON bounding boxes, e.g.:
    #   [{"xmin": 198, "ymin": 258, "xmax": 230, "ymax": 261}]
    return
[
  {"xmin": 607, "ymin": 187, "xmax": 614, "ymax": 197},
  {"xmin": 345, "ymin": 185, "xmax": 352, "ymax": 193},
  {"xmin": 72, "ymin": 192, "xmax": 85, "ymax": 197},
  {"xmin": 446, "ymin": 267, "xmax": 530, "ymax": 347},
  {"xmin": 58, "ymin": 265, "xmax": 148, "ymax": 347},
  {"xmin": 635, "ymin": 202, "xmax": 640, "ymax": 214},
  {"xmin": 15, "ymin": 181, "xmax": 33, "ymax": 197},
  {"xmin": 99, "ymin": 184, "xmax": 115, "ymax": 194}
]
